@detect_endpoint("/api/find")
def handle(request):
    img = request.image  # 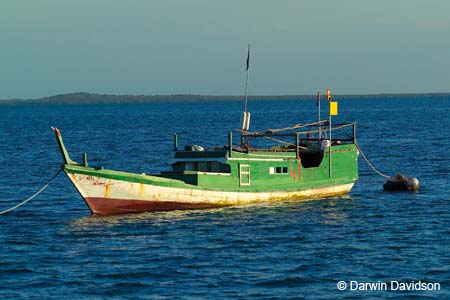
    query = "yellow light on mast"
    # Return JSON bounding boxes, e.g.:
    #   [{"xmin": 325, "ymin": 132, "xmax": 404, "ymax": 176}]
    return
[{"xmin": 326, "ymin": 89, "xmax": 331, "ymax": 101}]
